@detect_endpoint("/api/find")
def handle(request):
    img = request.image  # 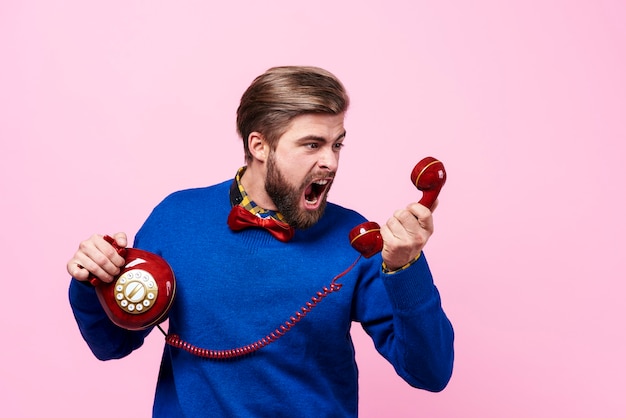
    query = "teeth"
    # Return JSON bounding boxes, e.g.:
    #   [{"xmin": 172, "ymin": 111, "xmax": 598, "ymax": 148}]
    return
[{"xmin": 305, "ymin": 179, "xmax": 330, "ymax": 205}]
